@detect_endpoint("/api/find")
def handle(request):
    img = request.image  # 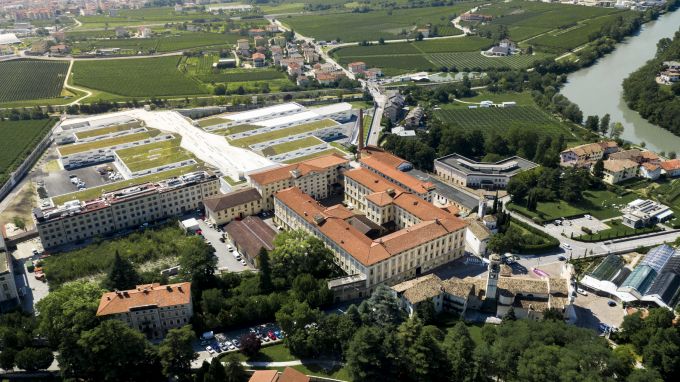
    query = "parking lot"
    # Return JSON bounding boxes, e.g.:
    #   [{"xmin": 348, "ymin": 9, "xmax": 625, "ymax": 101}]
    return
[
  {"xmin": 543, "ymin": 216, "xmax": 611, "ymax": 239},
  {"xmin": 572, "ymin": 291, "xmax": 625, "ymax": 332},
  {"xmin": 13, "ymin": 239, "xmax": 50, "ymax": 313},
  {"xmin": 193, "ymin": 322, "xmax": 283, "ymax": 367},
  {"xmin": 195, "ymin": 219, "xmax": 251, "ymax": 273},
  {"xmin": 43, "ymin": 167, "xmax": 109, "ymax": 197}
]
